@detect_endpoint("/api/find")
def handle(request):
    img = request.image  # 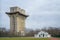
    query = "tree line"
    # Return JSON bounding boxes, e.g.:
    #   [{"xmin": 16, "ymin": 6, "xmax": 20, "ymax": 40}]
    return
[
  {"xmin": 25, "ymin": 27, "xmax": 60, "ymax": 37},
  {"xmin": 0, "ymin": 27, "xmax": 60, "ymax": 37}
]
